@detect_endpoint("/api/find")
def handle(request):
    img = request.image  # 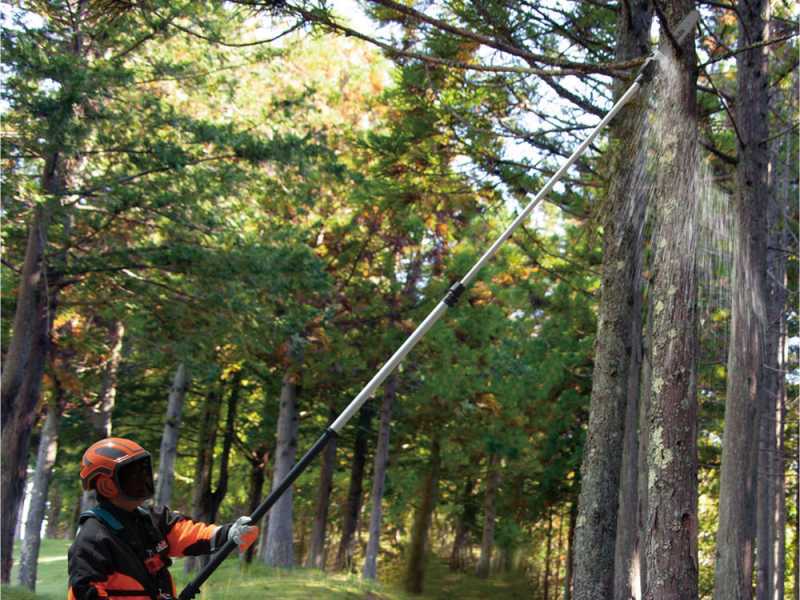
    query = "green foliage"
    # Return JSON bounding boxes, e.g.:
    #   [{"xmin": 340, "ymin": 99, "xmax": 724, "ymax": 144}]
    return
[{"xmin": 4, "ymin": 2, "xmax": 796, "ymax": 595}]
